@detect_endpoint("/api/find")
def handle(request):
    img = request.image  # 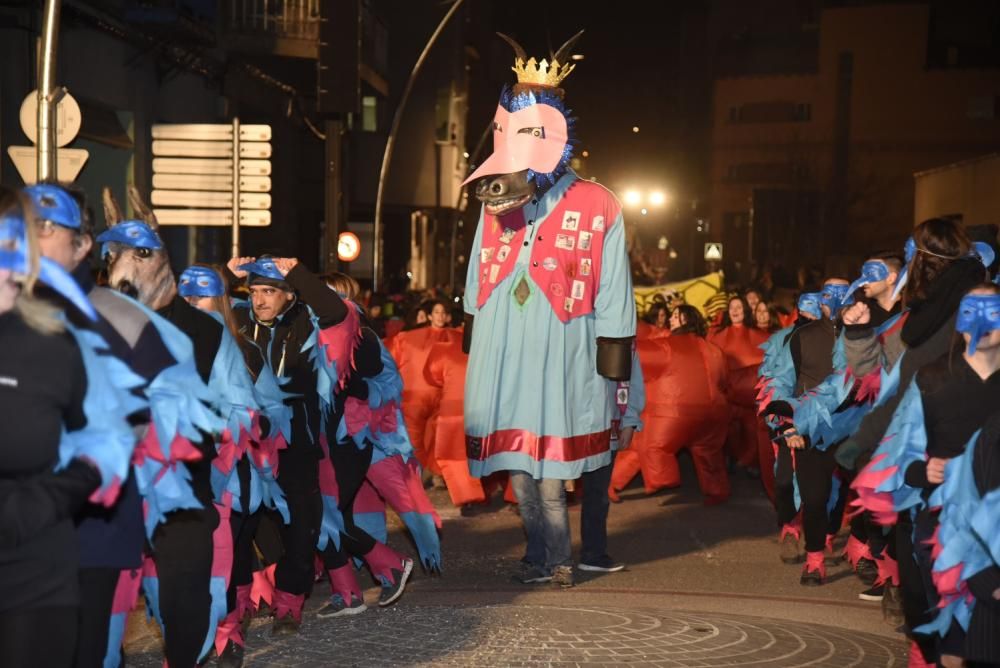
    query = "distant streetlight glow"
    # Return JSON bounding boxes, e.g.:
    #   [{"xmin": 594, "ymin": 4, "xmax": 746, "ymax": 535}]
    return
[
  {"xmin": 624, "ymin": 189, "xmax": 641, "ymax": 206},
  {"xmin": 632, "ymin": 126, "xmax": 639, "ymax": 133},
  {"xmin": 581, "ymin": 150, "xmax": 589, "ymax": 158},
  {"xmin": 571, "ymin": 54, "xmax": 585, "ymax": 61},
  {"xmin": 462, "ymin": 151, "xmax": 469, "ymax": 158},
  {"xmin": 649, "ymin": 190, "xmax": 668, "ymax": 207},
  {"xmin": 640, "ymin": 208, "xmax": 648, "ymax": 216}
]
